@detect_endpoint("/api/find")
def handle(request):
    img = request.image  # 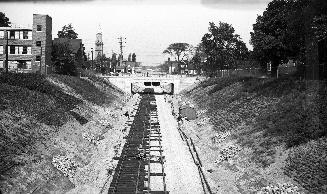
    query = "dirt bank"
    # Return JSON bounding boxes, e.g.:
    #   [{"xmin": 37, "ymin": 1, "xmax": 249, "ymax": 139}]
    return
[
  {"xmin": 0, "ymin": 73, "xmax": 139, "ymax": 193},
  {"xmin": 175, "ymin": 76, "xmax": 327, "ymax": 193}
]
